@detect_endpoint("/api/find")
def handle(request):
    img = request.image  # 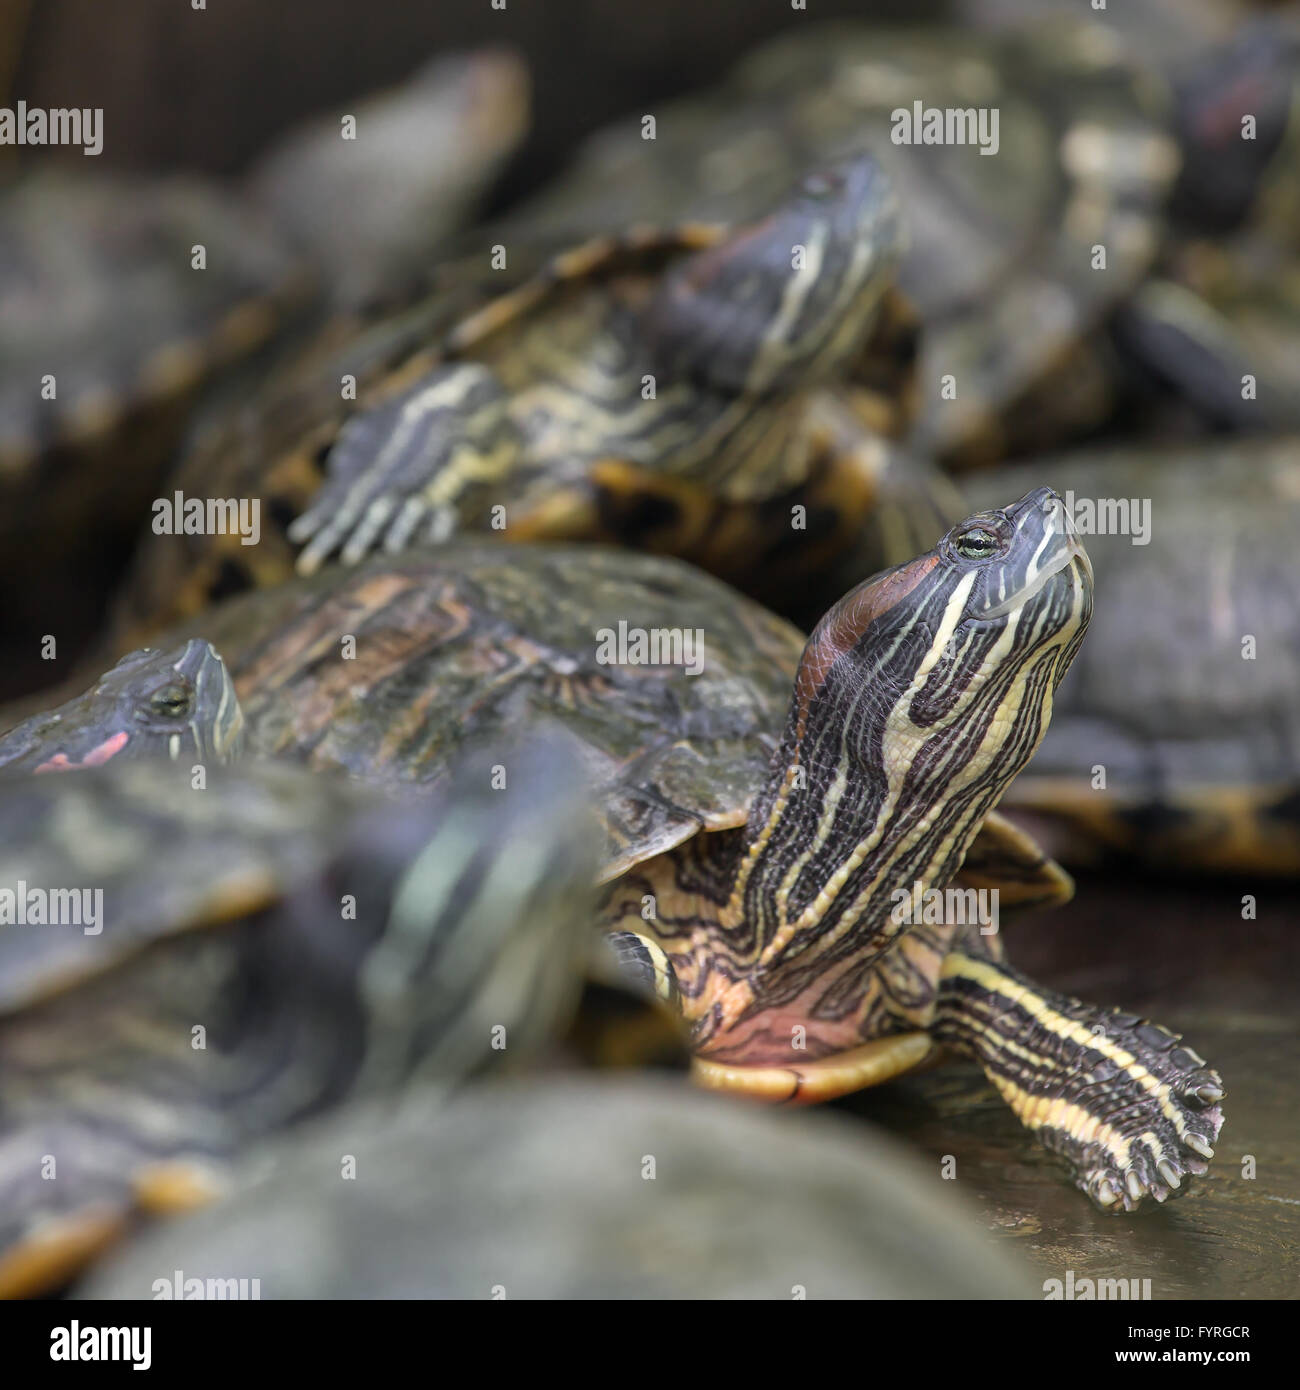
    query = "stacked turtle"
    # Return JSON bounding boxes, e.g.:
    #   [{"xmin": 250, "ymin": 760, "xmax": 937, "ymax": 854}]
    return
[
  {"xmin": 499, "ymin": 8, "xmax": 1300, "ymax": 454},
  {"xmin": 446, "ymin": 7, "xmax": 1300, "ymax": 877},
  {"xmin": 112, "ymin": 153, "xmax": 932, "ymax": 640}
]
